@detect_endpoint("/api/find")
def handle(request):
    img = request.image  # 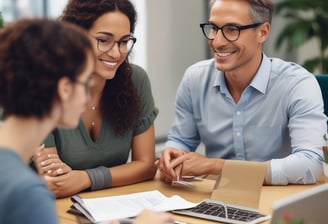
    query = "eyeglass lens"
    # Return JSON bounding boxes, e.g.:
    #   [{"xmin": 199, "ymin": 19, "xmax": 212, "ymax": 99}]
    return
[
  {"xmin": 200, "ymin": 23, "xmax": 261, "ymax": 42},
  {"xmin": 74, "ymin": 80, "xmax": 90, "ymax": 94},
  {"xmin": 97, "ymin": 37, "xmax": 136, "ymax": 53},
  {"xmin": 201, "ymin": 24, "xmax": 240, "ymax": 42}
]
